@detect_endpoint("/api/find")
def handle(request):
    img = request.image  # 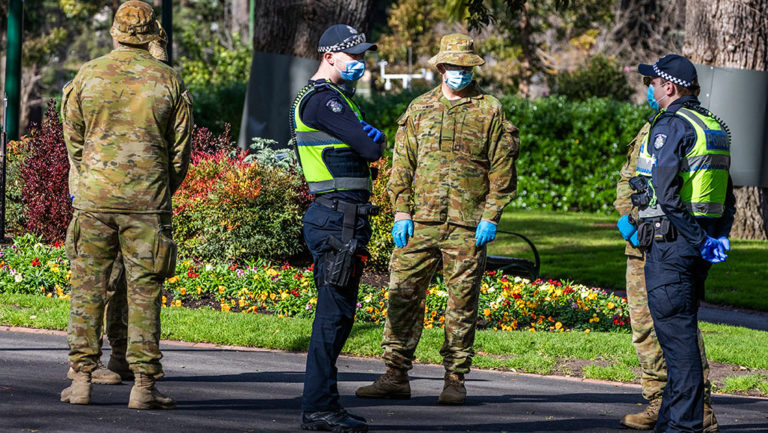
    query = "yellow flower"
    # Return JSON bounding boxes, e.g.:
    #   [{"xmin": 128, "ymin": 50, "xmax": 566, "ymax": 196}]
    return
[
  {"xmin": 218, "ymin": 286, "xmax": 226, "ymax": 293},
  {"xmin": 584, "ymin": 328, "xmax": 591, "ymax": 333},
  {"xmin": 179, "ymin": 287, "xmax": 186, "ymax": 295},
  {"xmin": 167, "ymin": 275, "xmax": 180, "ymax": 284},
  {"xmin": 483, "ymin": 308, "xmax": 491, "ymax": 317},
  {"xmin": 238, "ymin": 299, "xmax": 246, "ymax": 308},
  {"xmin": 606, "ymin": 302, "xmax": 615, "ymax": 310},
  {"xmin": 310, "ymin": 297, "xmax": 317, "ymax": 305},
  {"xmin": 366, "ymin": 307, "xmax": 373, "ymax": 313},
  {"xmin": 555, "ymin": 322, "xmax": 562, "ymax": 330},
  {"xmin": 175, "ymin": 299, "xmax": 182, "ymax": 307},
  {"xmin": 197, "ymin": 286, "xmax": 202, "ymax": 295},
  {"xmin": 162, "ymin": 295, "xmax": 167, "ymax": 304}
]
